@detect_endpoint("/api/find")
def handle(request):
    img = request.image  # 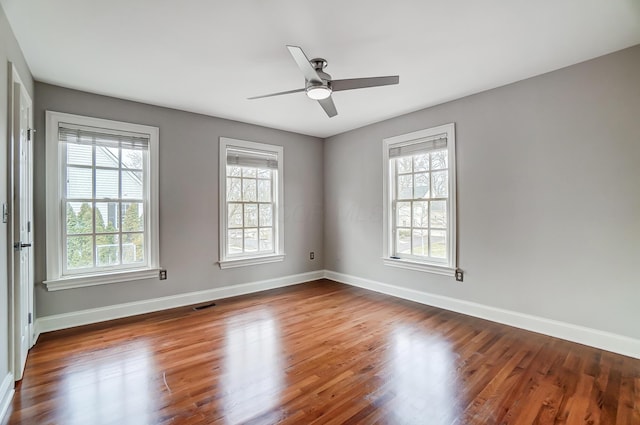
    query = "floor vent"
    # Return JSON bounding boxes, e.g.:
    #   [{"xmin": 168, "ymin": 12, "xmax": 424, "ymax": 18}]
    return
[{"xmin": 193, "ymin": 302, "xmax": 216, "ymax": 311}]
